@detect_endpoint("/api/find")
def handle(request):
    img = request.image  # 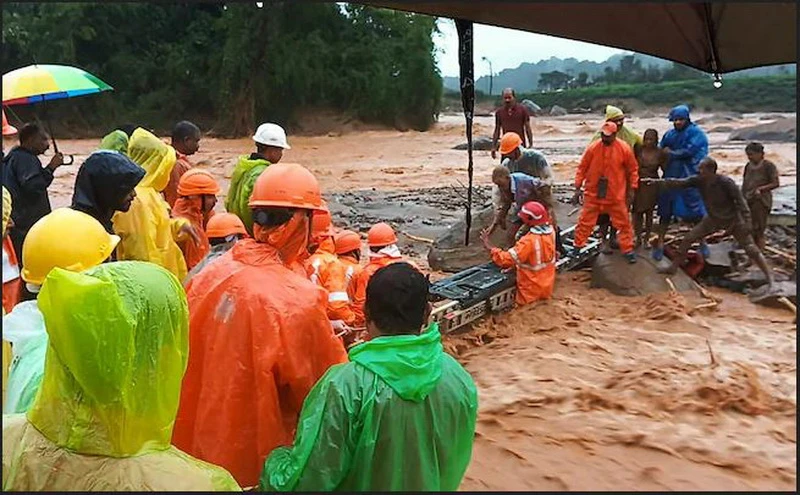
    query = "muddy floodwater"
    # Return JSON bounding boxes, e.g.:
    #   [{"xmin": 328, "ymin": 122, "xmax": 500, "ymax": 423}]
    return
[{"xmin": 46, "ymin": 112, "xmax": 796, "ymax": 490}]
